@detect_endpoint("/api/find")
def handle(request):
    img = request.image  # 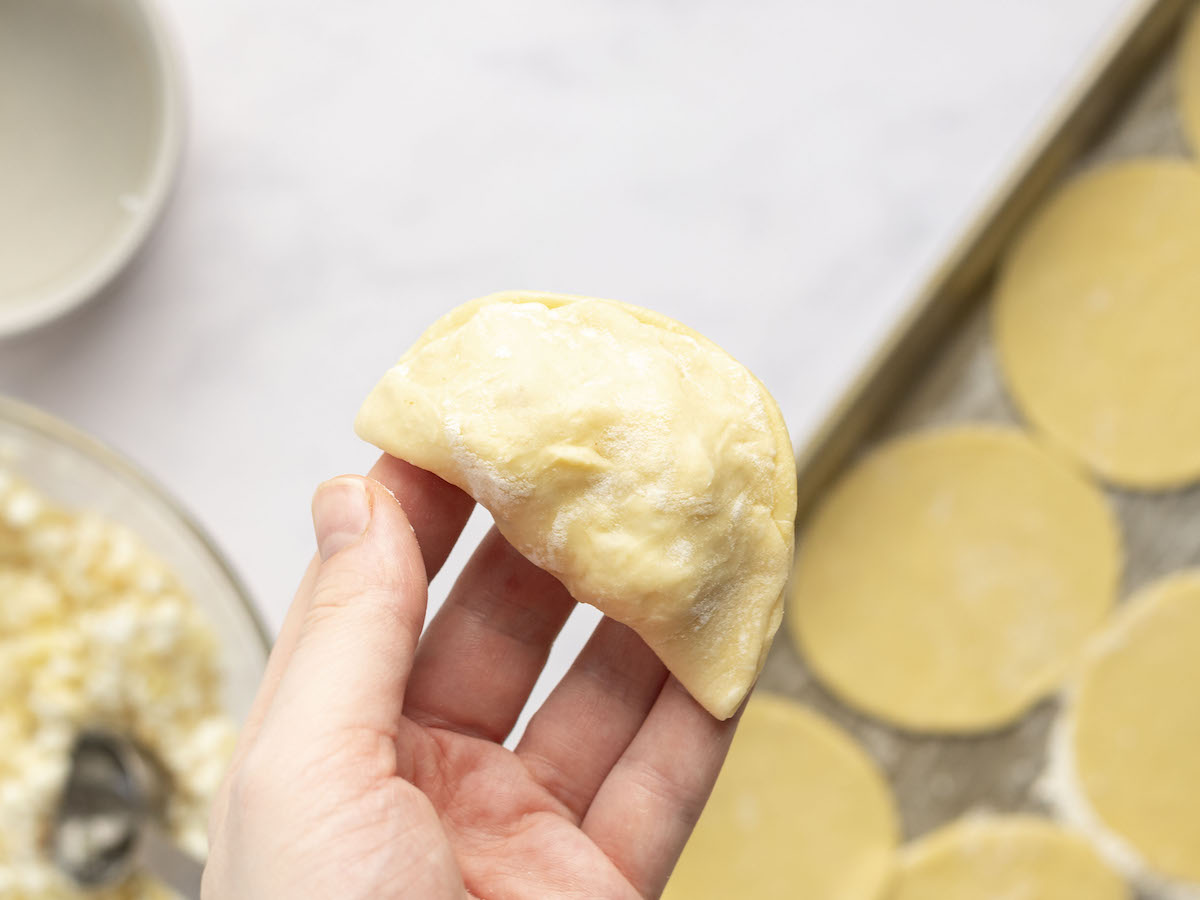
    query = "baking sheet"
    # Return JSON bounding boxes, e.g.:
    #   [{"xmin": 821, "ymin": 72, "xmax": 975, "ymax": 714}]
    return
[{"xmin": 759, "ymin": 5, "xmax": 1198, "ymax": 896}]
